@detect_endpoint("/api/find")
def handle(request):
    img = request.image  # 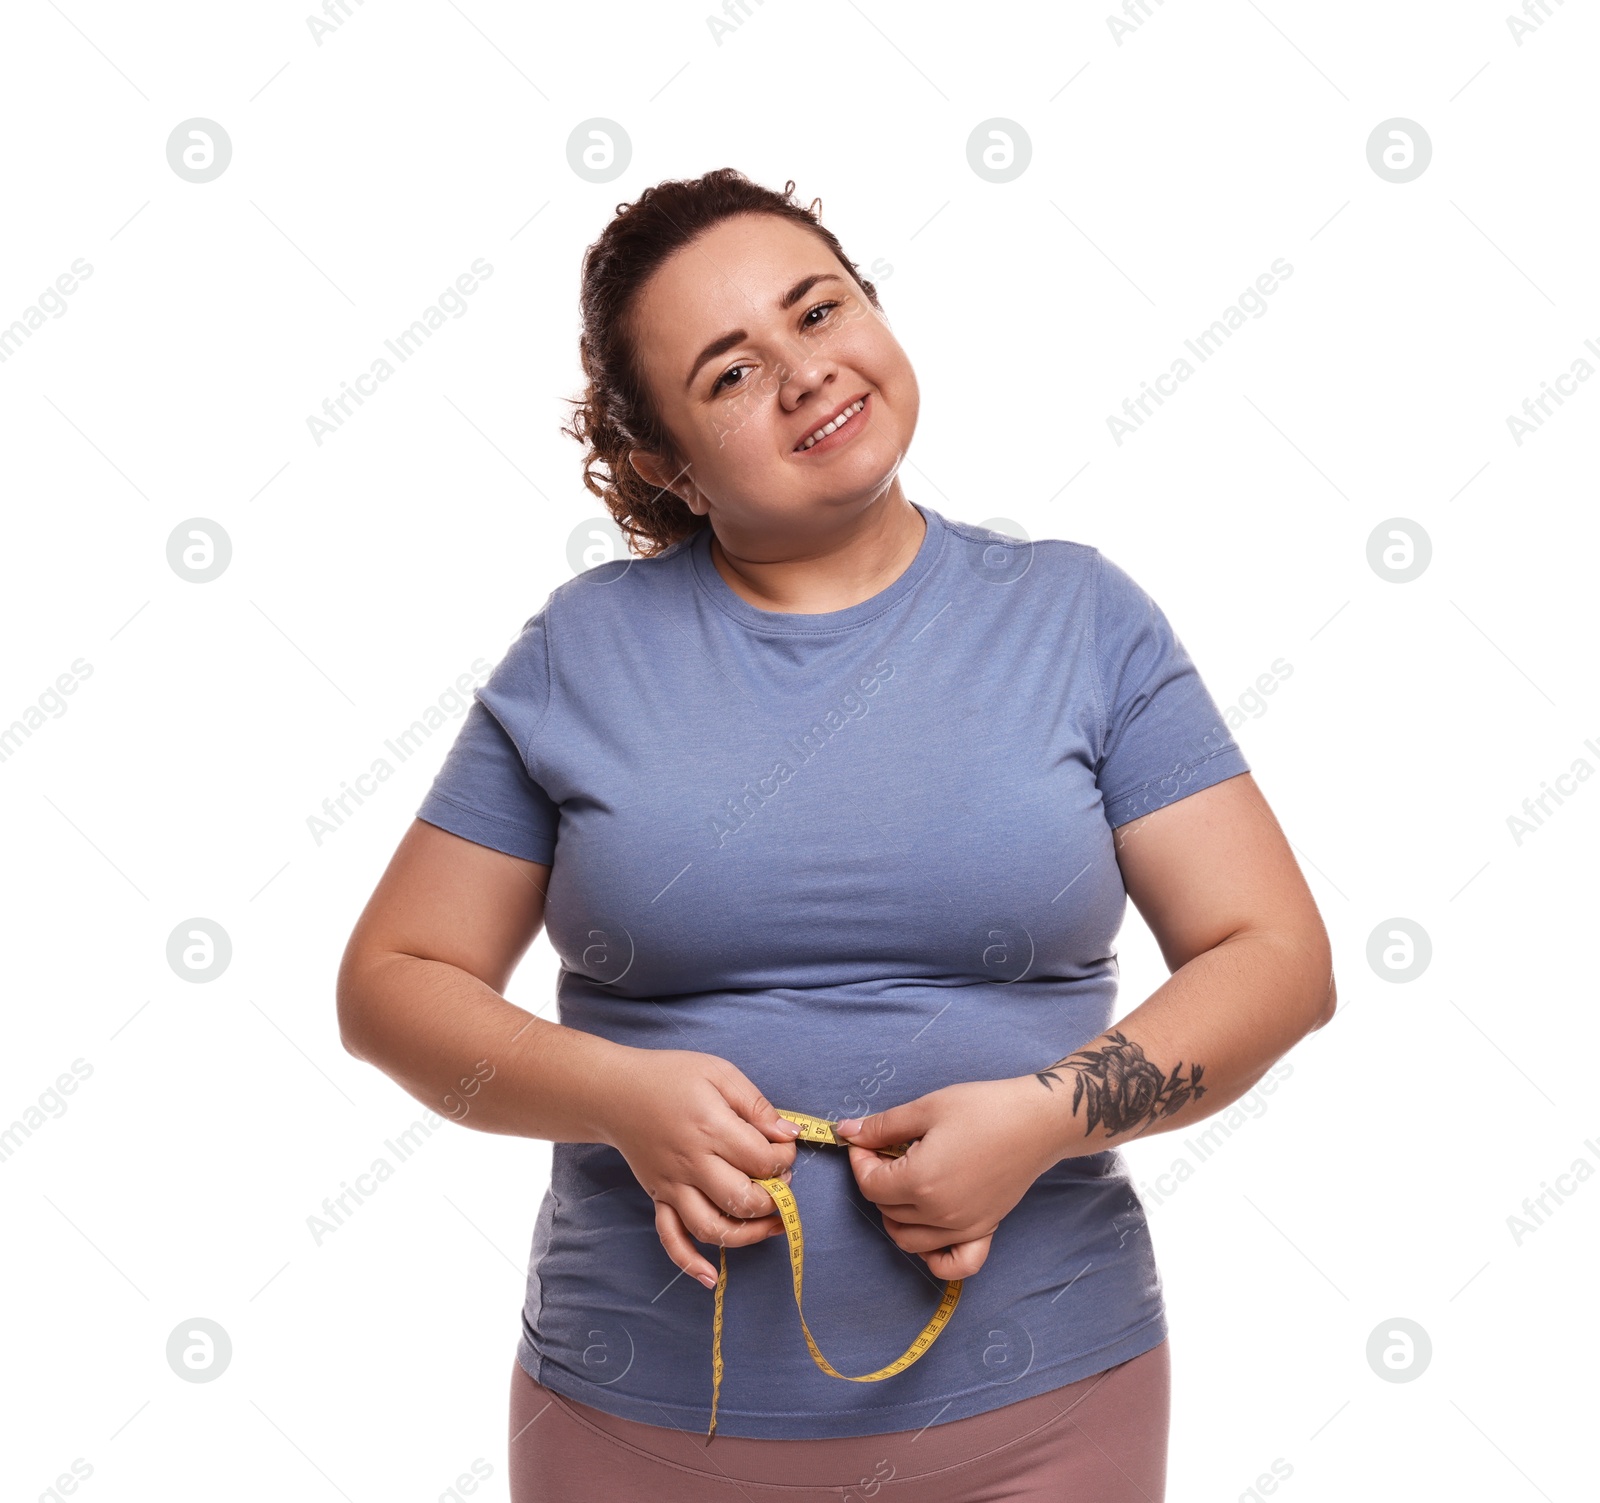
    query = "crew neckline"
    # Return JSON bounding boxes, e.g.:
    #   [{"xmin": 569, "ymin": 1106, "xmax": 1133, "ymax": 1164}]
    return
[{"xmin": 689, "ymin": 501, "xmax": 945, "ymax": 633}]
